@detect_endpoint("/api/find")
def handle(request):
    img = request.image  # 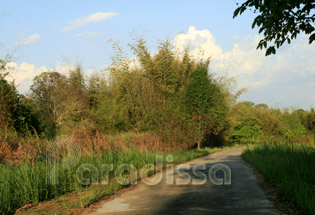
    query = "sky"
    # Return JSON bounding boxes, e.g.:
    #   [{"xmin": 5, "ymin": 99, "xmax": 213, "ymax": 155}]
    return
[{"xmin": 1, "ymin": 0, "xmax": 314, "ymax": 109}]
